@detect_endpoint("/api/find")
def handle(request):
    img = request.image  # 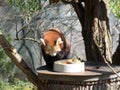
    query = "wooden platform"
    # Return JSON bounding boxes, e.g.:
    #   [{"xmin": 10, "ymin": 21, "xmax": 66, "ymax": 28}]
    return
[{"xmin": 37, "ymin": 62, "xmax": 120, "ymax": 90}]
